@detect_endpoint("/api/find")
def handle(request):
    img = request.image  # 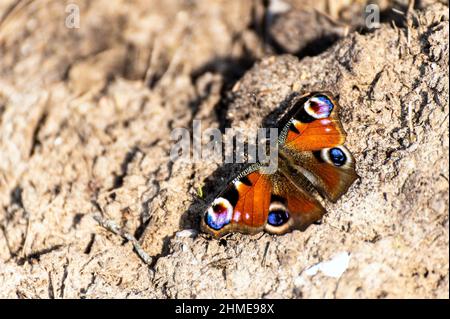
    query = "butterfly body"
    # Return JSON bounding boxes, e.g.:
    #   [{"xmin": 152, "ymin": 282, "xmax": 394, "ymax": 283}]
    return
[{"xmin": 201, "ymin": 92, "xmax": 358, "ymax": 238}]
